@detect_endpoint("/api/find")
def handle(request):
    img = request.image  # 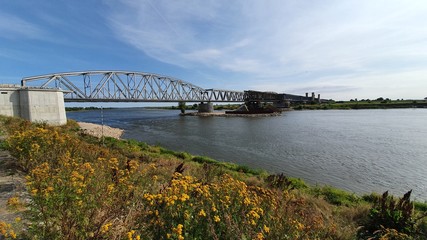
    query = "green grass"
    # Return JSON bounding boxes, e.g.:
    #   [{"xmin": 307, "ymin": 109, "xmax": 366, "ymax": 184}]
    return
[{"xmin": 310, "ymin": 185, "xmax": 361, "ymax": 206}]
